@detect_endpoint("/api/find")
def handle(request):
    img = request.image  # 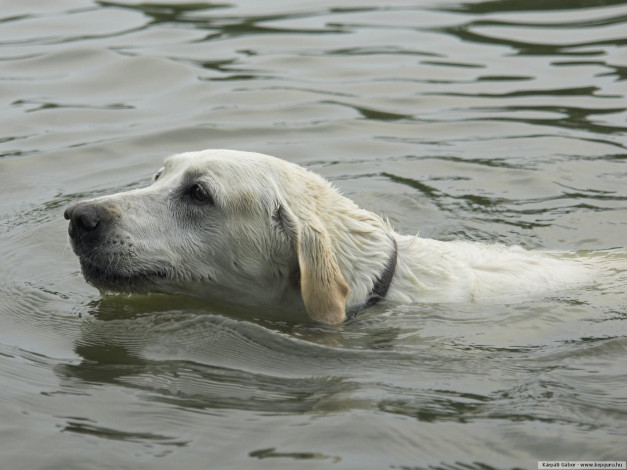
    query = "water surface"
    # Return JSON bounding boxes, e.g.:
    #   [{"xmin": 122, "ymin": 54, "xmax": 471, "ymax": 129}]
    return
[{"xmin": 1, "ymin": 1, "xmax": 626, "ymax": 469}]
